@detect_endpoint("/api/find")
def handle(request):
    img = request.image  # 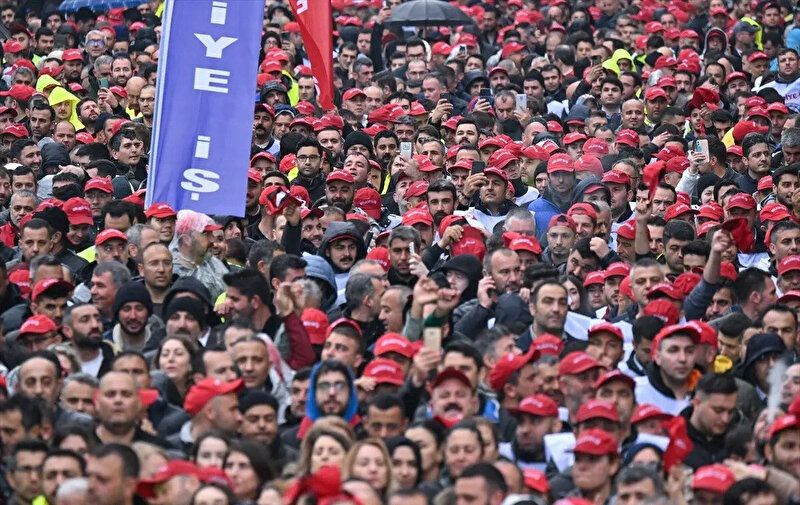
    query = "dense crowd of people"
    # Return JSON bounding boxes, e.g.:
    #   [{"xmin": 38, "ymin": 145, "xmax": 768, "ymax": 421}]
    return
[{"xmin": 6, "ymin": 0, "xmax": 800, "ymax": 504}]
